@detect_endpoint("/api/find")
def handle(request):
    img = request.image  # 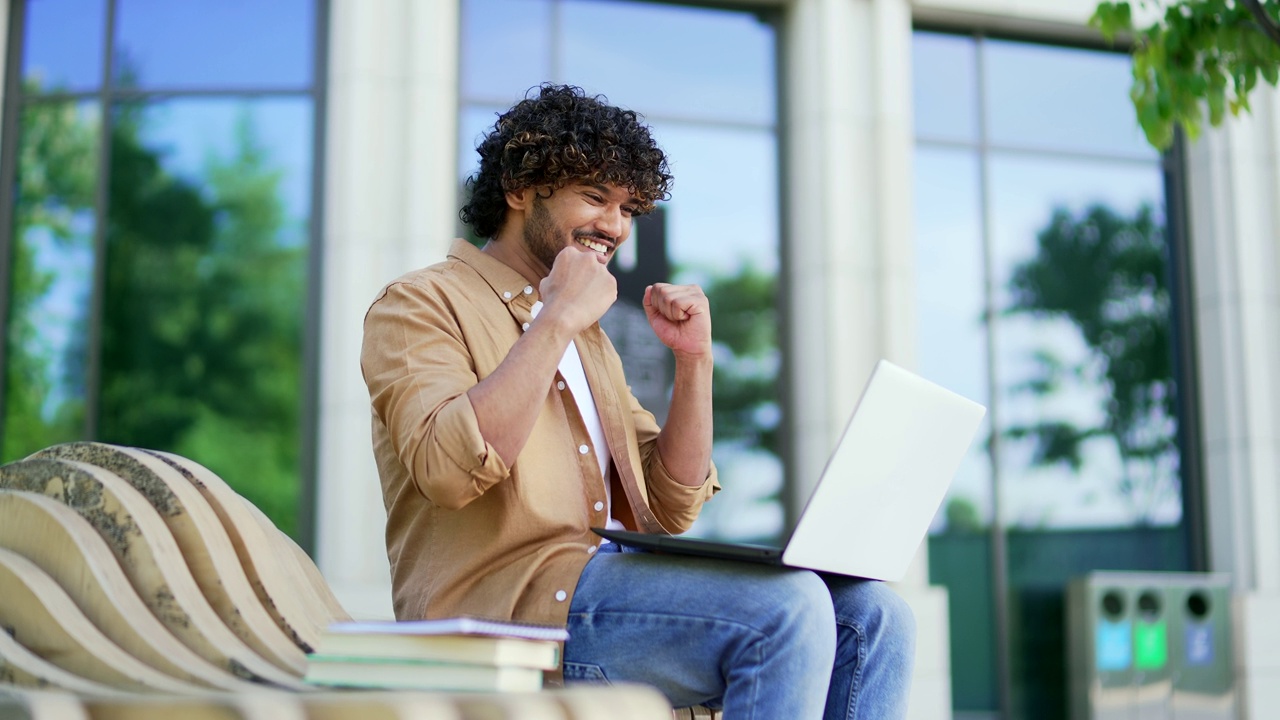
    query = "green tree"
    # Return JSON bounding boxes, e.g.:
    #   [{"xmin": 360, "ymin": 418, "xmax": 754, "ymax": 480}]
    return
[
  {"xmin": 98, "ymin": 107, "xmax": 305, "ymax": 536},
  {"xmin": 702, "ymin": 265, "xmax": 781, "ymax": 458},
  {"xmin": 4, "ymin": 96, "xmax": 98, "ymax": 460},
  {"xmin": 1093, "ymin": 0, "xmax": 1280, "ymax": 148},
  {"xmin": 1003, "ymin": 204, "xmax": 1179, "ymax": 522},
  {"xmin": 944, "ymin": 496, "xmax": 985, "ymax": 534}
]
